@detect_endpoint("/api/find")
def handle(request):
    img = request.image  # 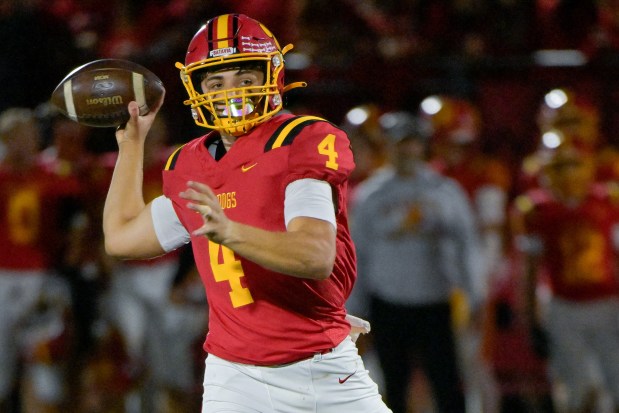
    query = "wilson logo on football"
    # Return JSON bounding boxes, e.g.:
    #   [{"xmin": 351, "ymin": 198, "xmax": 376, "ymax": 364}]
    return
[{"xmin": 86, "ymin": 96, "xmax": 124, "ymax": 106}]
